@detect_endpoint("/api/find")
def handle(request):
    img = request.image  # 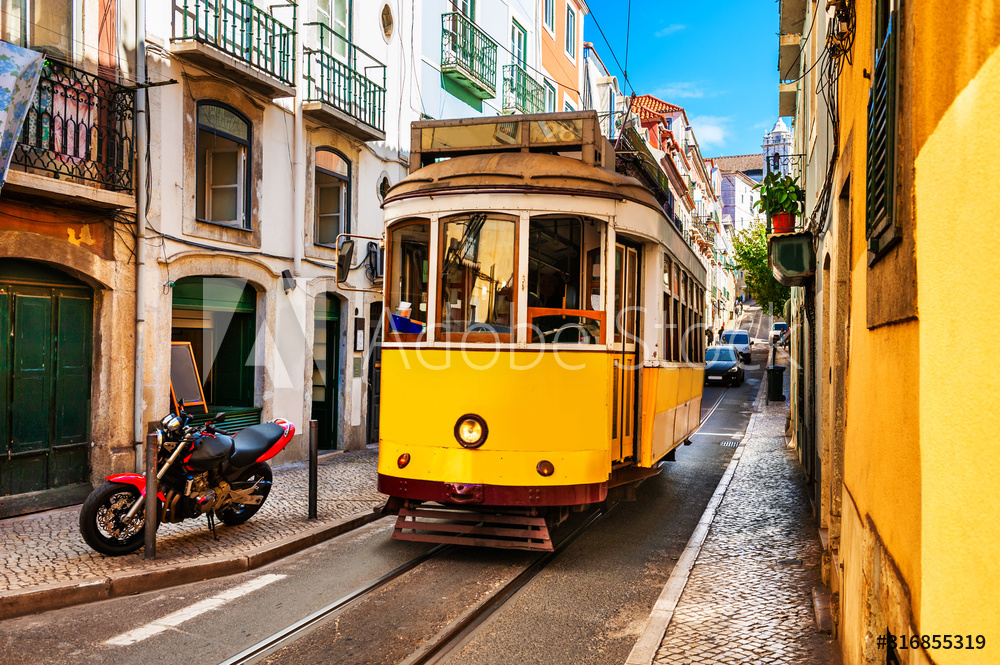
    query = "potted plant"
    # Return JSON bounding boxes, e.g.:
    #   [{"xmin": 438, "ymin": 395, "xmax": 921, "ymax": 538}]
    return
[{"xmin": 752, "ymin": 171, "xmax": 804, "ymax": 233}]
